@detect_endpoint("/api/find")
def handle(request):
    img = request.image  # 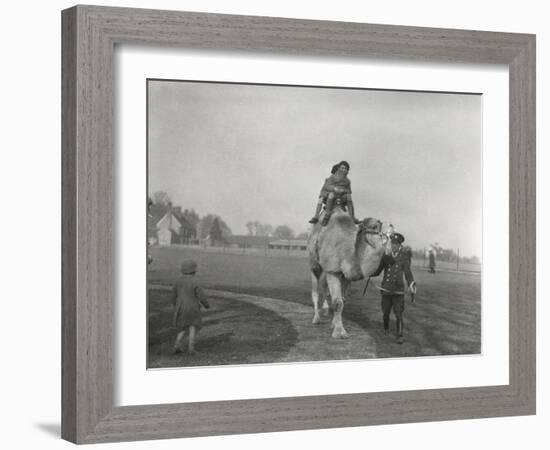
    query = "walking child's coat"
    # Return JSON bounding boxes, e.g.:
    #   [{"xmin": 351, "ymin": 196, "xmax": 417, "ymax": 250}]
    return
[{"xmin": 172, "ymin": 275, "xmax": 209, "ymax": 329}]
